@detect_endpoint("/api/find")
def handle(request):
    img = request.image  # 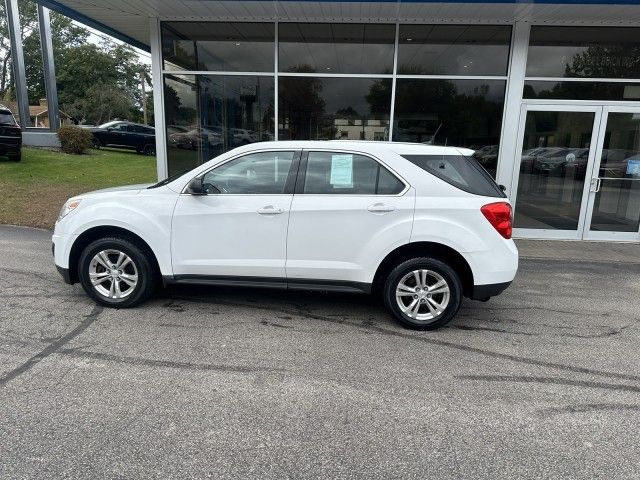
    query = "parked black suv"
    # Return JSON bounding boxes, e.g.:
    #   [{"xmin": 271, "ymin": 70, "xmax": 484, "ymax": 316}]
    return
[
  {"xmin": 0, "ymin": 105, "xmax": 22, "ymax": 161},
  {"xmin": 88, "ymin": 121, "xmax": 155, "ymax": 155}
]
